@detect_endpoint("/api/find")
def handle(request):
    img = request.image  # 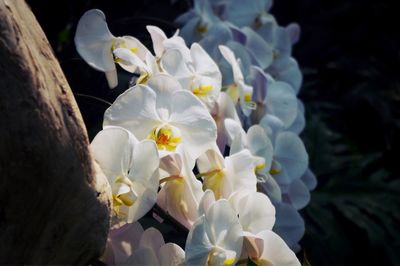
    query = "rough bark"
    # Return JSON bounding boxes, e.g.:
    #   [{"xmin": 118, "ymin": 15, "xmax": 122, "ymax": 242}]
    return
[{"xmin": 0, "ymin": 0, "xmax": 111, "ymax": 264}]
